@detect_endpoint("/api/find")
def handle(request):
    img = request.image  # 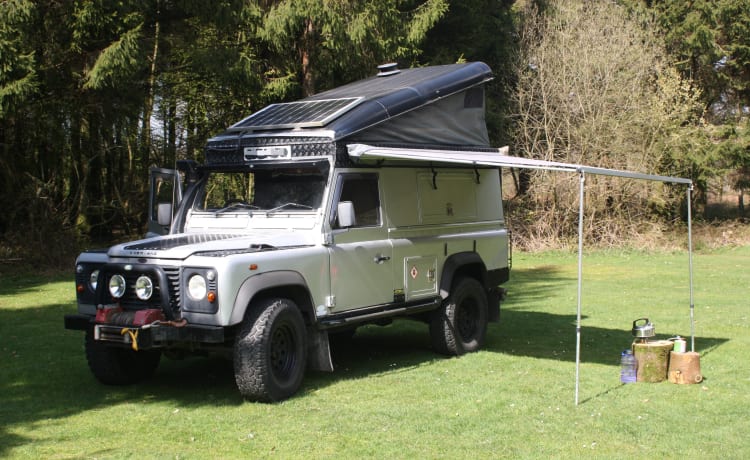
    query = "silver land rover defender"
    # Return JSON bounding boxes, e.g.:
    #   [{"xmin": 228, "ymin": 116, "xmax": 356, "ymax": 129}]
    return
[{"xmin": 65, "ymin": 62, "xmax": 510, "ymax": 402}]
